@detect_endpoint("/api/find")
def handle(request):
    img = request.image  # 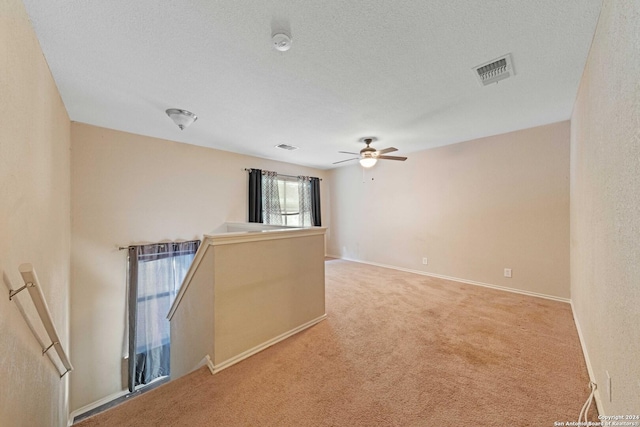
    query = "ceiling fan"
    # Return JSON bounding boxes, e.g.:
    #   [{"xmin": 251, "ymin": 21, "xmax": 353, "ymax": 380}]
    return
[{"xmin": 333, "ymin": 137, "xmax": 407, "ymax": 168}]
